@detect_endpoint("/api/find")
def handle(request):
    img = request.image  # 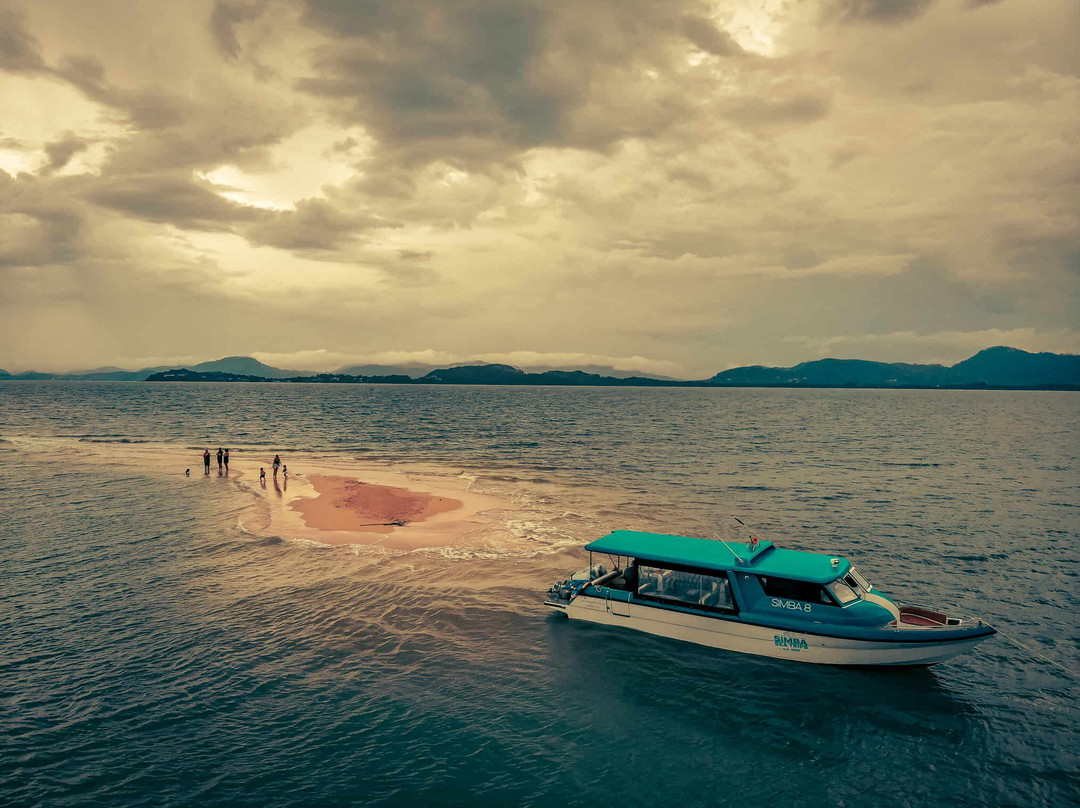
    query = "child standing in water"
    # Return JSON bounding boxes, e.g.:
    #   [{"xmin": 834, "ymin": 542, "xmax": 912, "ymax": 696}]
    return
[{"xmin": 259, "ymin": 468, "xmax": 266, "ymax": 485}]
